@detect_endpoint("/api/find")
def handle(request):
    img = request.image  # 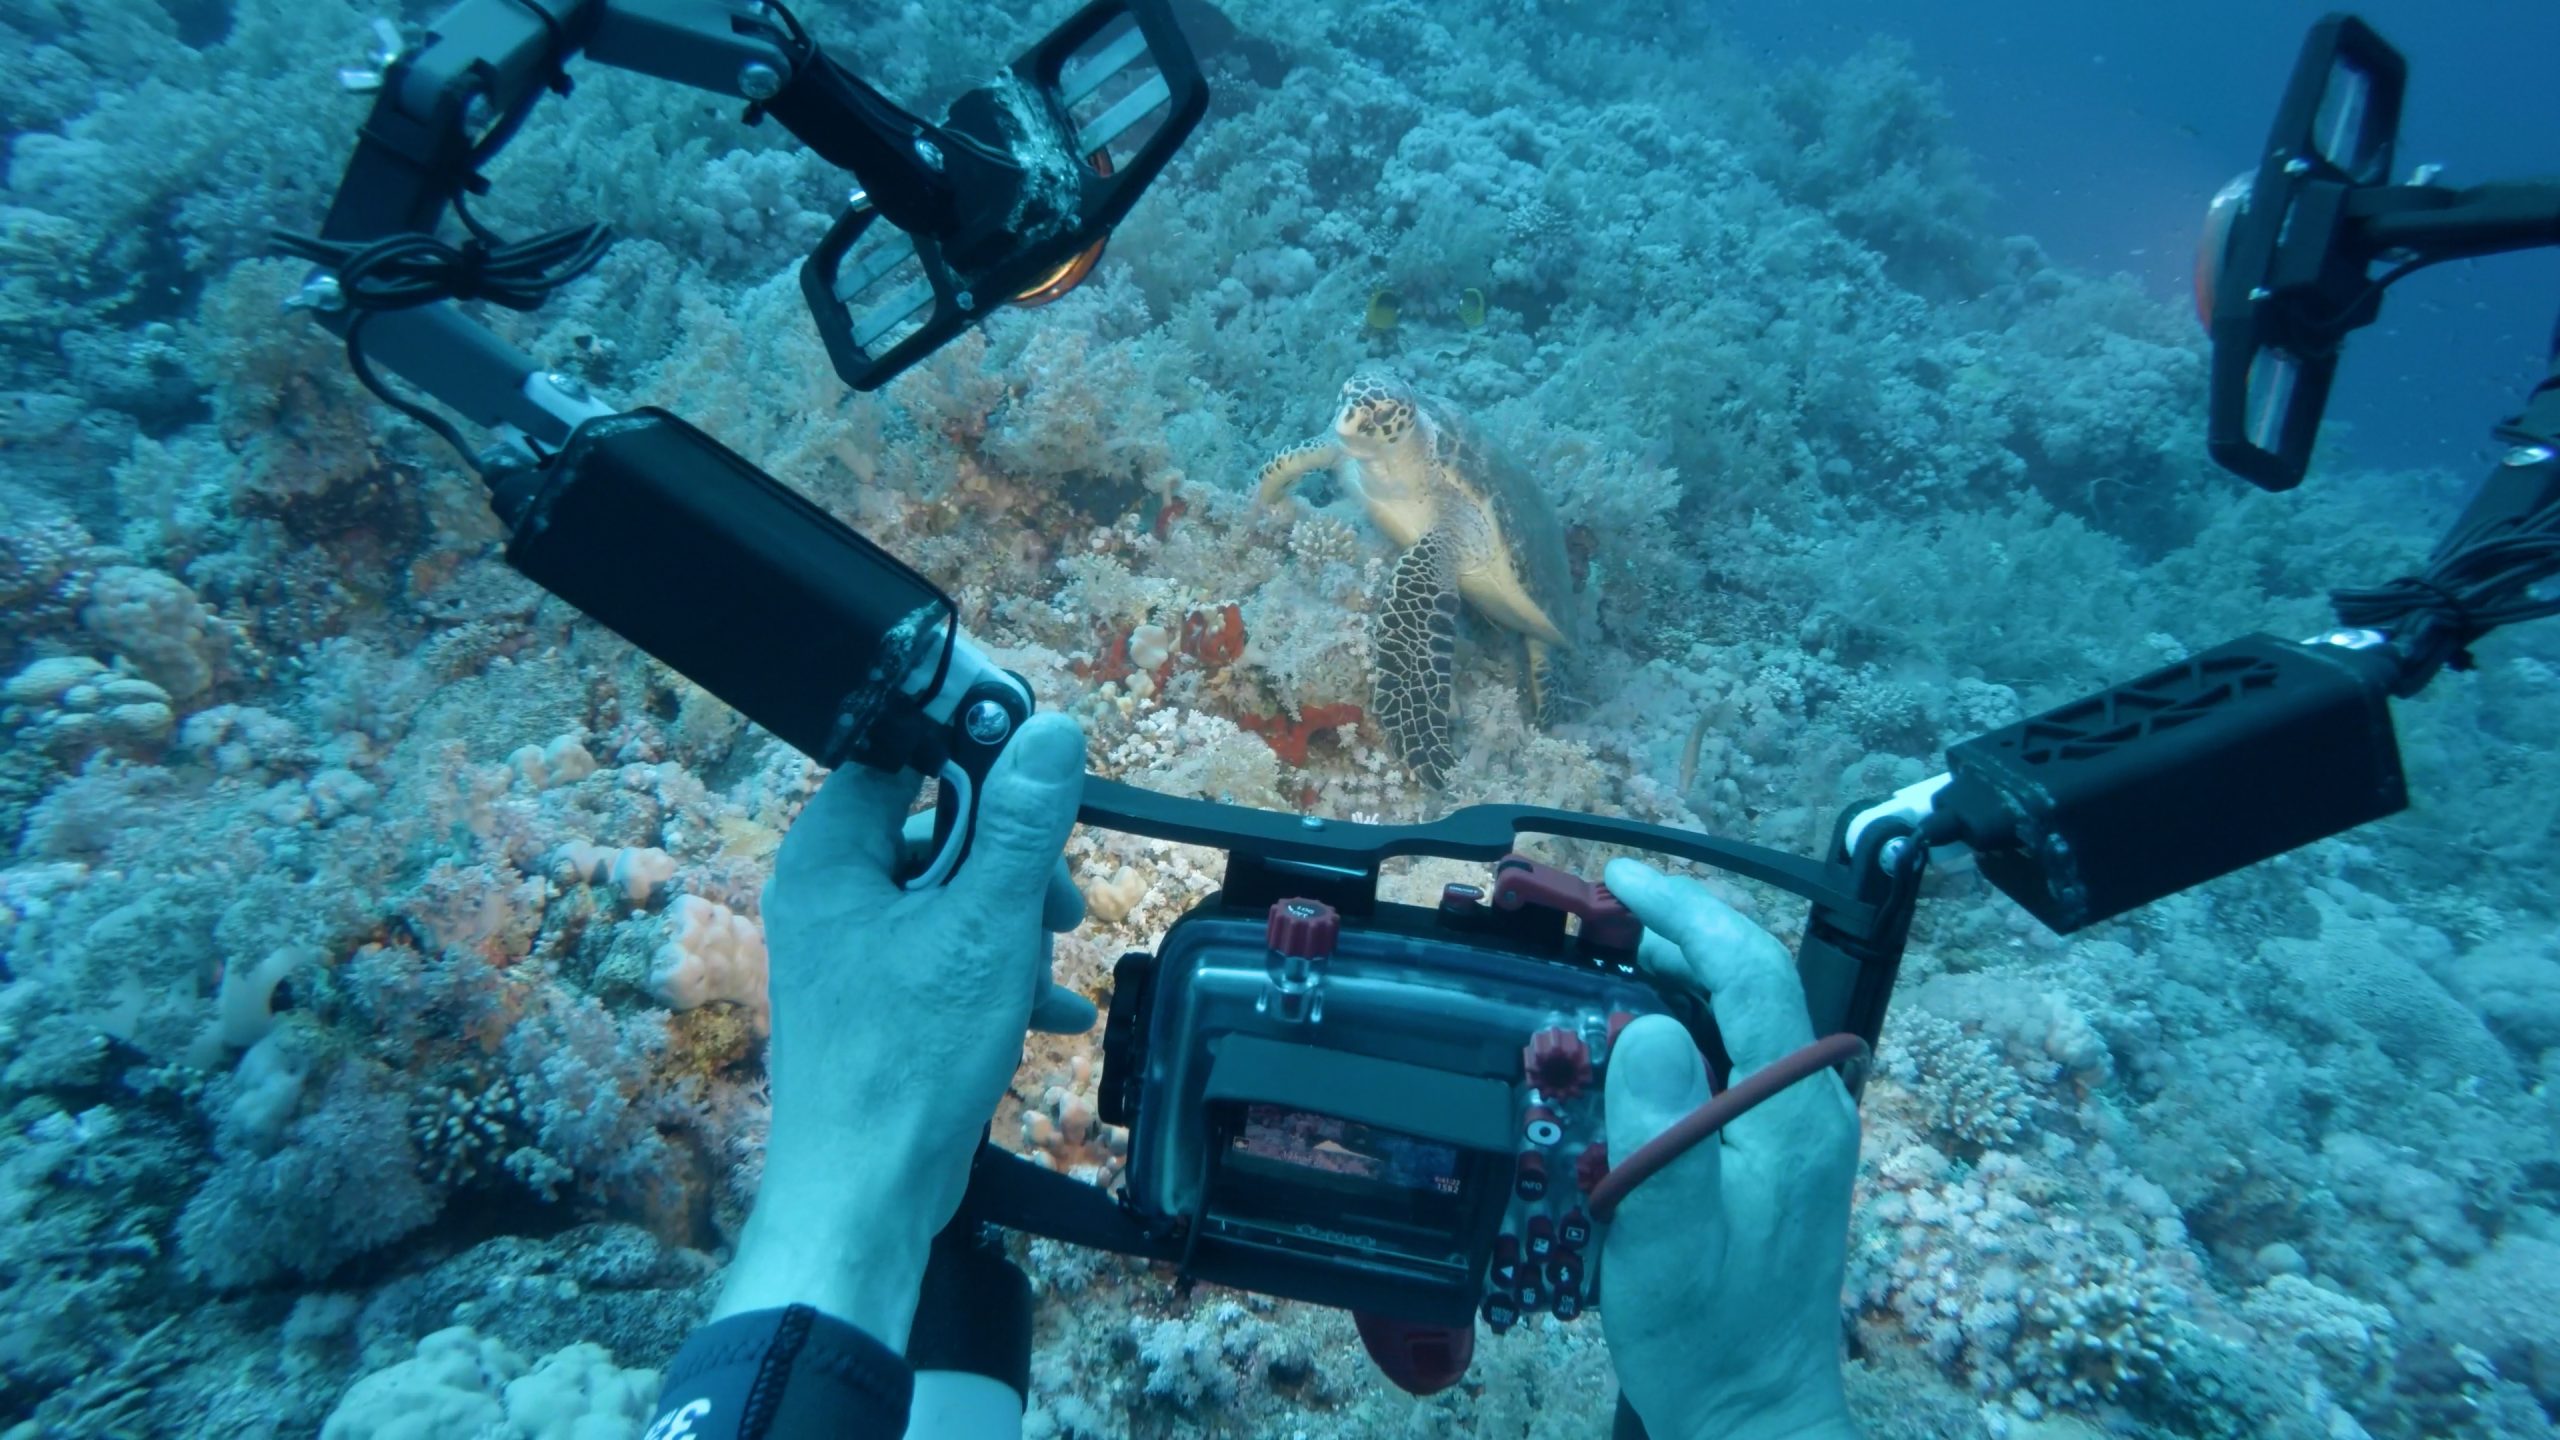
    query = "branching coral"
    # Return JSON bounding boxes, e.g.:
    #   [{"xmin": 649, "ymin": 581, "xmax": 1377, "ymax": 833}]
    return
[
  {"xmin": 1879, "ymin": 1008, "xmax": 2038, "ymax": 1151},
  {"xmin": 1852, "ymin": 1146, "xmax": 2221, "ymax": 1421}
]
